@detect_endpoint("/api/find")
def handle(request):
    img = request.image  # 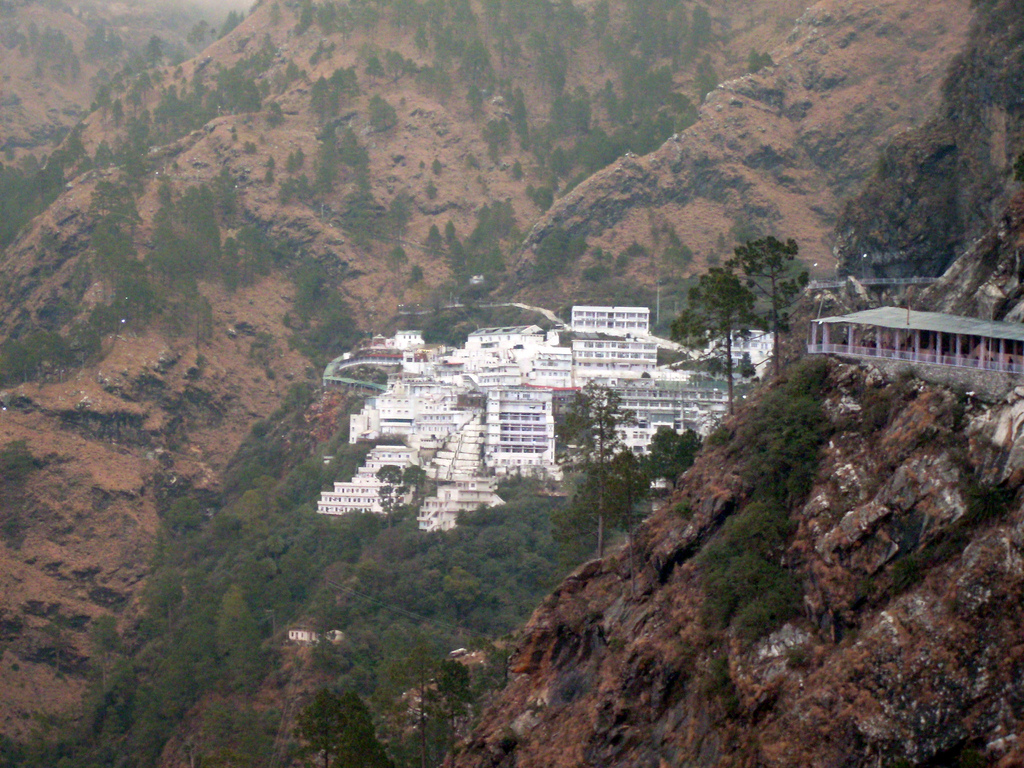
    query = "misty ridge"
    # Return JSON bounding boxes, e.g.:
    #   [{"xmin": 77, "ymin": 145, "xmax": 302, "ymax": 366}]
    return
[
  {"xmin": 74, "ymin": 0, "xmax": 252, "ymax": 25},
  {"xmin": 137, "ymin": 0, "xmax": 251, "ymax": 14},
  {"xmin": 179, "ymin": 0, "xmax": 252, "ymax": 15}
]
